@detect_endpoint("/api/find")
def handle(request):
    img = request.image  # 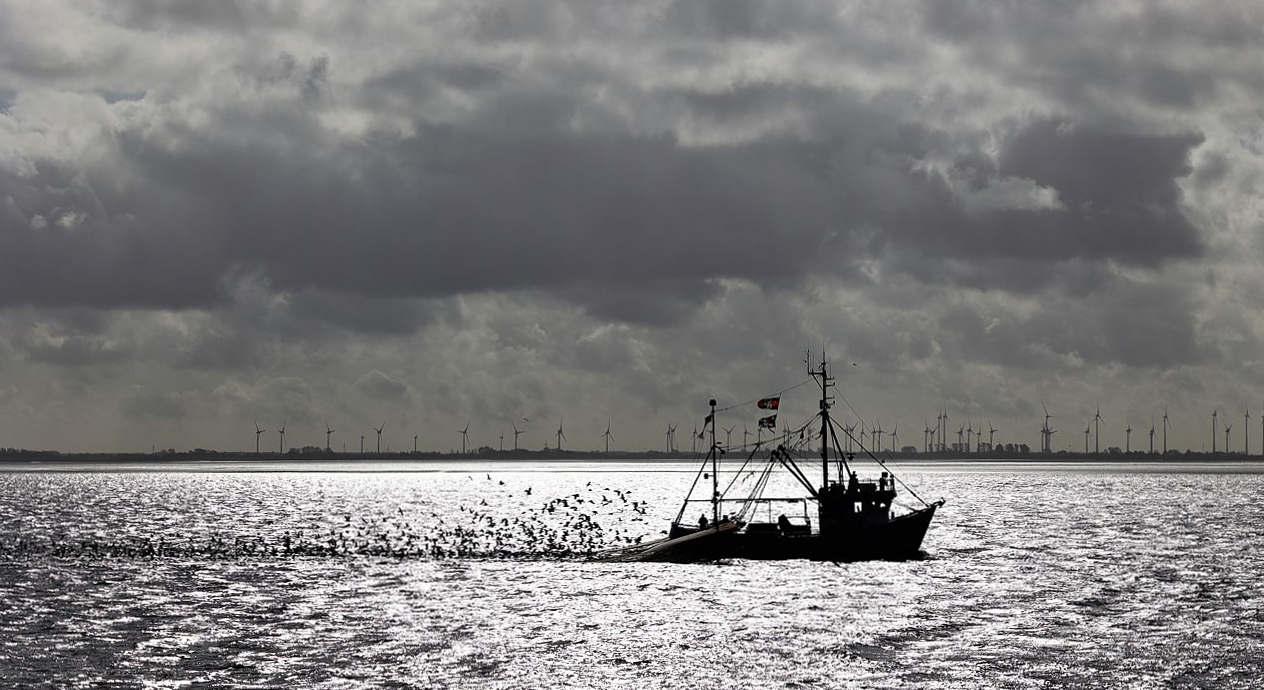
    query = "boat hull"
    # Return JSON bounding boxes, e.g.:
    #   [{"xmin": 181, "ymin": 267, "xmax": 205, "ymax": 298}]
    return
[{"xmin": 643, "ymin": 503, "xmax": 940, "ymax": 563}]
